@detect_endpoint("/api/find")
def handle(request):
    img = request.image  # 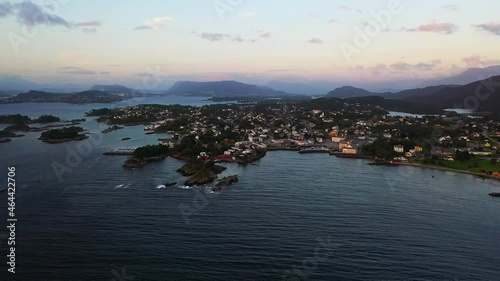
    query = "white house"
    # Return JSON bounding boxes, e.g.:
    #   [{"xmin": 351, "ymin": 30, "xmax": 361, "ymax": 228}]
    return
[{"xmin": 394, "ymin": 145, "xmax": 404, "ymax": 153}]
